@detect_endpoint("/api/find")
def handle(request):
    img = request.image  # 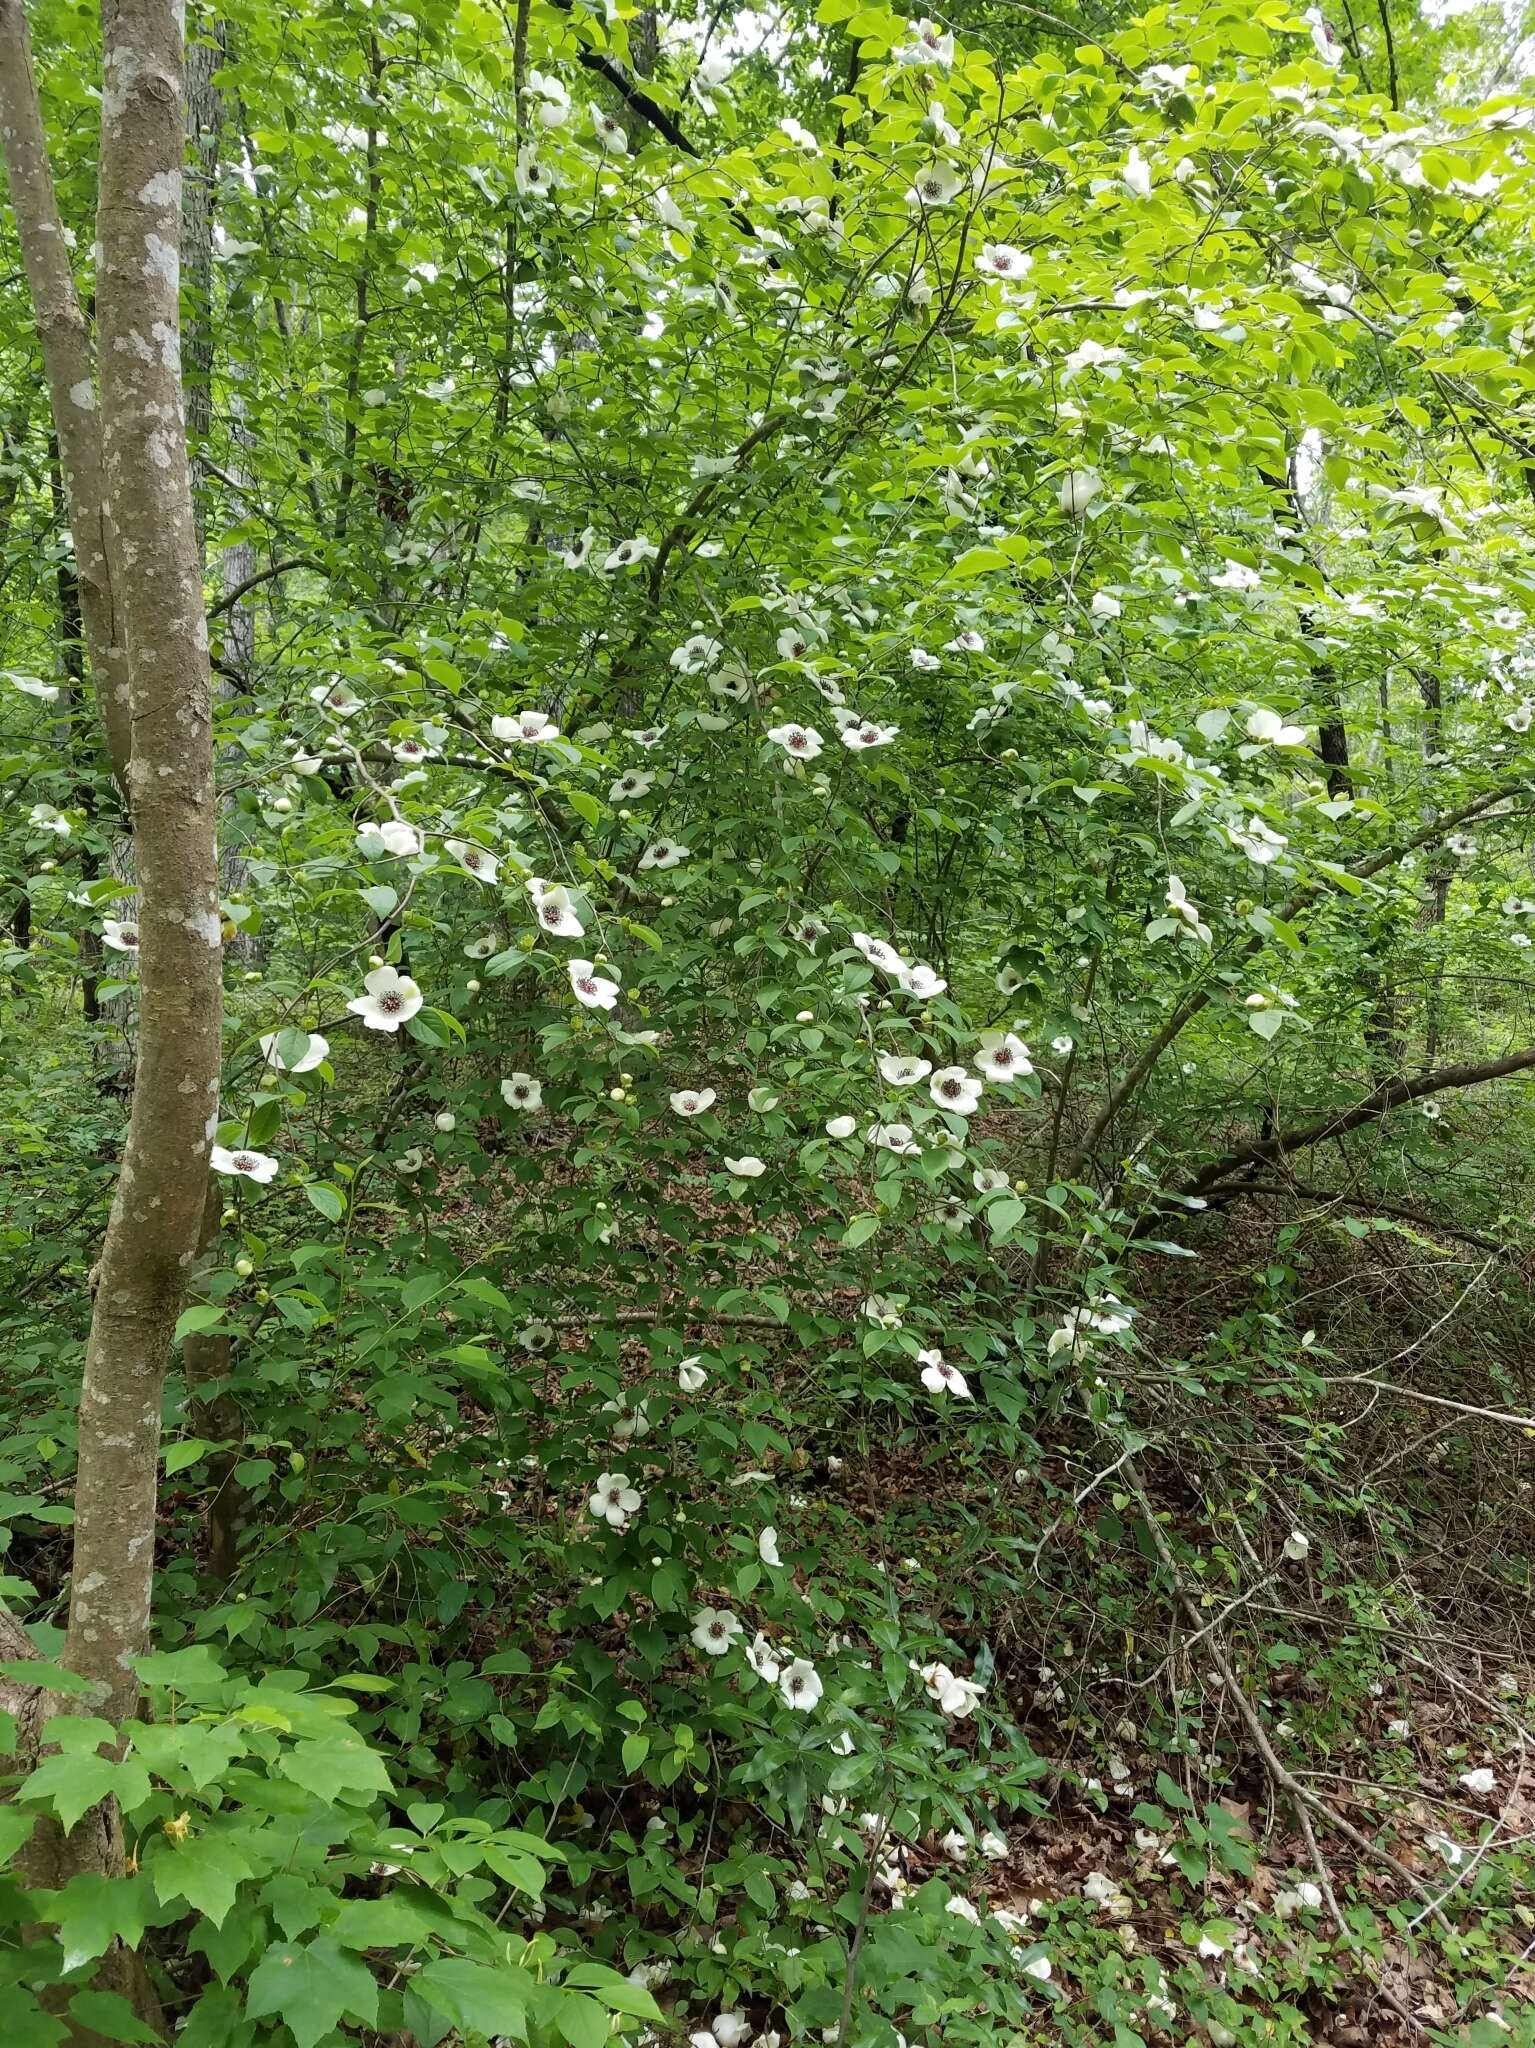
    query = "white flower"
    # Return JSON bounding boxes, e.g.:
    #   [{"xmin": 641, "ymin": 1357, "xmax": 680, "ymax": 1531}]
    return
[
  {"xmin": 1091, "ymin": 590, "xmax": 1122, "ymax": 619},
  {"xmin": 1164, "ymin": 874, "xmax": 1212, "ymax": 945},
  {"xmin": 11, "ymin": 672, "xmax": 60, "ymax": 703},
  {"xmin": 909, "ymin": 646, "xmax": 942, "ymax": 672},
  {"xmin": 895, "ymin": 19, "xmax": 955, "ymax": 67},
  {"xmin": 310, "ymin": 681, "xmax": 362, "ymax": 716},
  {"xmin": 980, "ymin": 1830, "xmax": 1008, "ymax": 1860},
  {"xmin": 603, "ymin": 1395, "xmax": 649, "ymax": 1441},
  {"xmin": 492, "ymin": 708, "xmax": 561, "ymax": 744},
  {"xmin": 562, "ymin": 526, "xmax": 595, "ymax": 569},
  {"xmin": 842, "ymin": 720, "xmax": 900, "ymax": 750},
  {"xmin": 1122, "ymin": 145, "xmax": 1153, "ymax": 198},
  {"xmin": 501, "ymin": 1072, "xmax": 543, "ymax": 1111},
  {"xmin": 610, "ymin": 768, "xmax": 655, "ymax": 801},
  {"xmin": 626, "ymin": 724, "xmax": 667, "ymax": 750},
  {"xmin": 1058, "ymin": 469, "xmax": 1101, "ymax": 517},
  {"xmin": 776, "ymin": 624, "xmax": 815, "ymax": 659},
  {"xmin": 514, "ymin": 146, "xmax": 559, "ymax": 199},
  {"xmin": 391, "ymin": 737, "xmax": 433, "ymax": 764},
  {"xmin": 691, "ymin": 1607, "xmax": 744, "ymax": 1654},
  {"xmin": 444, "ymin": 839, "xmax": 499, "ymax": 883},
  {"xmin": 347, "ymin": 964, "xmax": 424, "ymax": 1032},
  {"xmin": 947, "ymin": 628, "xmax": 985, "ymax": 653},
  {"xmin": 593, "ymin": 108, "xmax": 628, "ymax": 155},
  {"xmin": 28, "ymin": 802, "xmax": 70, "ymax": 835},
  {"xmin": 678, "ymin": 1357, "xmax": 708, "ymax": 1393},
  {"xmin": 767, "ymin": 722, "xmax": 824, "ymax": 760},
  {"xmin": 1245, "ymin": 706, "xmax": 1305, "ymax": 746},
  {"xmin": 394, "ymin": 1148, "xmax": 425, "ymax": 1175},
  {"xmin": 879, "ymin": 1053, "xmax": 932, "ymax": 1087},
  {"xmin": 210, "ymin": 1144, "xmax": 279, "ymax": 1184},
  {"xmin": 725, "ymin": 1154, "xmax": 766, "ymax": 1178},
  {"xmin": 602, "ymin": 535, "xmax": 659, "ymax": 572},
  {"xmin": 1196, "ymin": 1933, "xmax": 1226, "ymax": 1959},
  {"xmin": 758, "ymin": 1527, "xmax": 782, "ymax": 1567},
  {"xmin": 899, "ymin": 962, "xmax": 947, "ymax": 998},
  {"xmin": 908, "ymin": 161, "xmax": 962, "ymax": 207},
  {"xmin": 569, "ymin": 958, "xmax": 619, "ymax": 1009},
  {"xmin": 779, "ymin": 1658, "xmax": 823, "ymax": 1710},
  {"xmin": 868, "ymin": 1121, "xmax": 921, "ymax": 1156},
  {"xmin": 917, "ymin": 1660, "xmax": 985, "ymax": 1716},
  {"xmin": 1504, "ymin": 702, "xmax": 1531, "ymax": 733},
  {"xmin": 670, "ymin": 633, "xmax": 722, "ymax": 674},
  {"xmin": 102, "ymin": 918, "xmax": 141, "ymax": 953},
  {"xmin": 1213, "ymin": 560, "xmax": 1261, "ymax": 593},
  {"xmin": 930, "ymin": 1067, "xmax": 983, "ymax": 1115},
  {"xmin": 358, "ymin": 818, "xmax": 421, "ymax": 859},
  {"xmin": 589, "ymin": 1471, "xmax": 641, "ymax": 1528},
  {"xmin": 525, "ymin": 68, "xmax": 569, "ymax": 126},
  {"xmin": 259, "ymin": 1030, "xmax": 329, "ymax": 1073},
  {"xmin": 973, "ymin": 1168, "xmax": 1010, "ymax": 1194},
  {"xmin": 825, "ymin": 1114, "xmax": 857, "ymax": 1139},
  {"xmin": 639, "ymin": 839, "xmax": 689, "ymax": 870},
  {"xmin": 1282, "ymin": 1529, "xmax": 1310, "ymax": 1562},
  {"xmin": 464, "ymin": 935, "xmax": 497, "ymax": 959},
  {"xmin": 975, "ymin": 1031, "xmax": 1031, "ymax": 1082},
  {"xmin": 745, "ymin": 1632, "xmax": 781, "ymax": 1683},
  {"xmin": 525, "ymin": 878, "xmax": 585, "ymax": 939},
  {"xmin": 1023, "ymin": 1953, "xmax": 1052, "ymax": 1981},
  {"xmin": 670, "ymin": 1087, "xmax": 717, "ymax": 1117},
  {"xmin": 919, "ymin": 1349, "xmax": 971, "ymax": 1399},
  {"xmin": 1231, "ymin": 817, "xmax": 1287, "ymax": 866},
  {"xmin": 710, "ymin": 2018, "xmax": 750, "ymax": 2048},
  {"xmin": 853, "ymin": 931, "xmax": 908, "ymax": 975},
  {"xmin": 975, "ymin": 241, "xmax": 1029, "ymax": 279},
  {"xmin": 1305, "ymin": 5, "xmax": 1341, "ymax": 63},
  {"xmin": 1459, "ymin": 1766, "xmax": 1497, "ymax": 1796},
  {"xmin": 945, "ymin": 1894, "xmax": 981, "ymax": 1924}
]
